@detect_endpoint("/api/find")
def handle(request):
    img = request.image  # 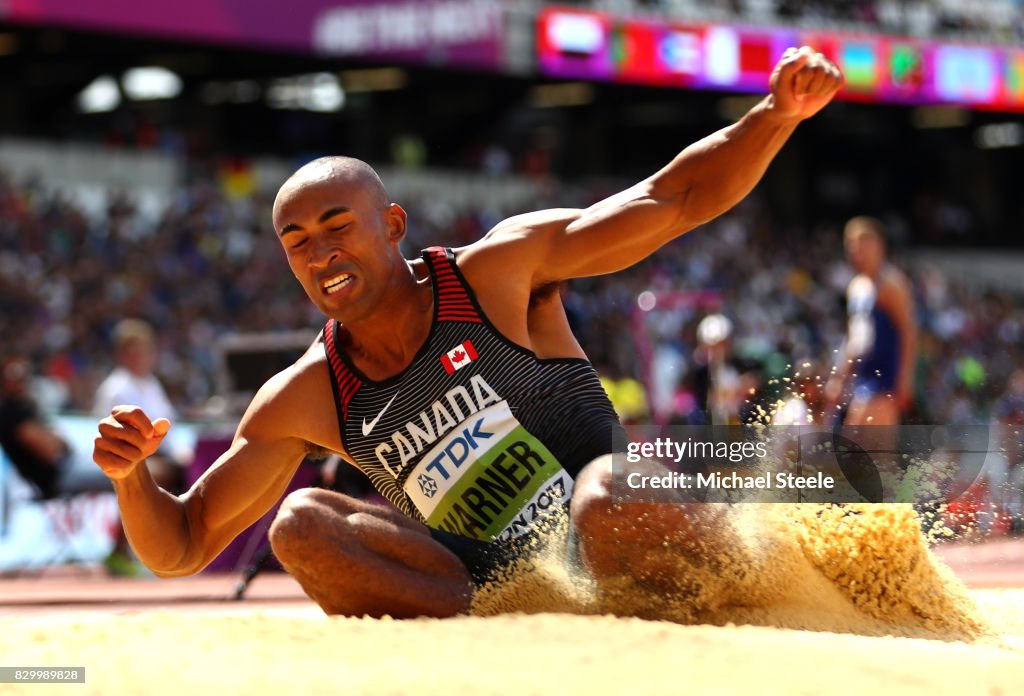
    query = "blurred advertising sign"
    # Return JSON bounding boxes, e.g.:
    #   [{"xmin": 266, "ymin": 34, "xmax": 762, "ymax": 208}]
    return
[
  {"xmin": 890, "ymin": 42, "xmax": 927, "ymax": 94},
  {"xmin": 537, "ymin": 9, "xmax": 613, "ymax": 77},
  {"xmin": 934, "ymin": 45, "xmax": 1000, "ymax": 104},
  {"xmin": 1, "ymin": 0, "xmax": 504, "ymax": 68},
  {"xmin": 1006, "ymin": 50, "xmax": 1024, "ymax": 106},
  {"xmin": 839, "ymin": 40, "xmax": 880, "ymax": 90},
  {"xmin": 537, "ymin": 6, "xmax": 1024, "ymax": 113},
  {"xmin": 311, "ymin": 1, "xmax": 502, "ymax": 64},
  {"xmin": 538, "ymin": 8, "xmax": 796, "ymax": 92}
]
